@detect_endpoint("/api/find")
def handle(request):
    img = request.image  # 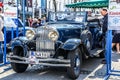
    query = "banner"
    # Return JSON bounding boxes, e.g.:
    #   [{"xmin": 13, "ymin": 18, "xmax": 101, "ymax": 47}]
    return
[
  {"xmin": 108, "ymin": 0, "xmax": 120, "ymax": 30},
  {"xmin": 4, "ymin": 0, "xmax": 18, "ymax": 28}
]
